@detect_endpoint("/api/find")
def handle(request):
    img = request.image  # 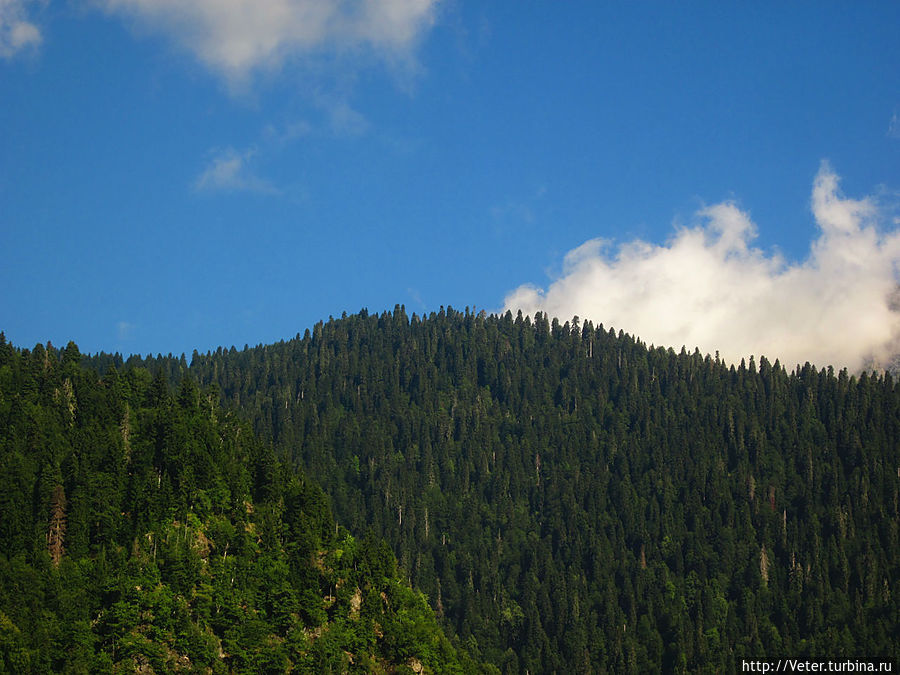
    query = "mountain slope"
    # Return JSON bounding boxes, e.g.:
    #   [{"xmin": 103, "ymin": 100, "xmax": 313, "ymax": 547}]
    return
[
  {"xmin": 92, "ymin": 307, "xmax": 899, "ymax": 672},
  {"xmin": 0, "ymin": 335, "xmax": 489, "ymax": 674}
]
